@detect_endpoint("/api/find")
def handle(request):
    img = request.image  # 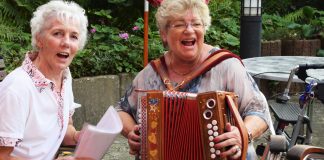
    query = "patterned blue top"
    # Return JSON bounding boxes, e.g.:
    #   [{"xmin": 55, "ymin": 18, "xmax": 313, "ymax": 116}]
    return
[{"xmin": 116, "ymin": 49, "xmax": 271, "ymax": 128}]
